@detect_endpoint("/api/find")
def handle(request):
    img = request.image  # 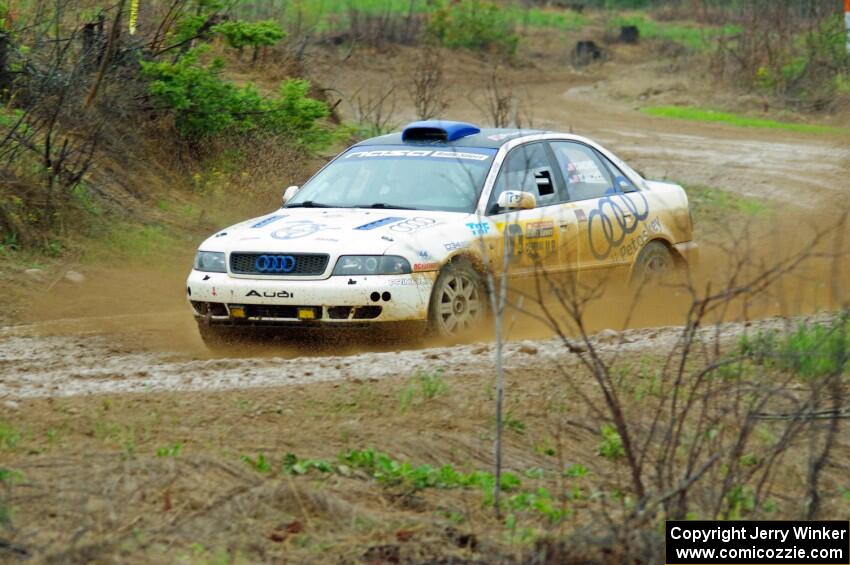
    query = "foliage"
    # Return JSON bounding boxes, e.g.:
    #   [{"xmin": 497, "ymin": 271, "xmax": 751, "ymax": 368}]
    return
[
  {"xmin": 427, "ymin": 0, "xmax": 518, "ymax": 56},
  {"xmin": 212, "ymin": 20, "xmax": 285, "ymax": 51},
  {"xmin": 596, "ymin": 424, "xmax": 625, "ymax": 460},
  {"xmin": 156, "ymin": 443, "xmax": 182, "ymax": 457},
  {"xmin": 0, "ymin": 422, "xmax": 21, "ymax": 450},
  {"xmin": 740, "ymin": 317, "xmax": 850, "ymax": 379},
  {"xmin": 141, "ymin": 48, "xmax": 331, "ymax": 147},
  {"xmin": 399, "ymin": 369, "xmax": 448, "ymax": 410}
]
